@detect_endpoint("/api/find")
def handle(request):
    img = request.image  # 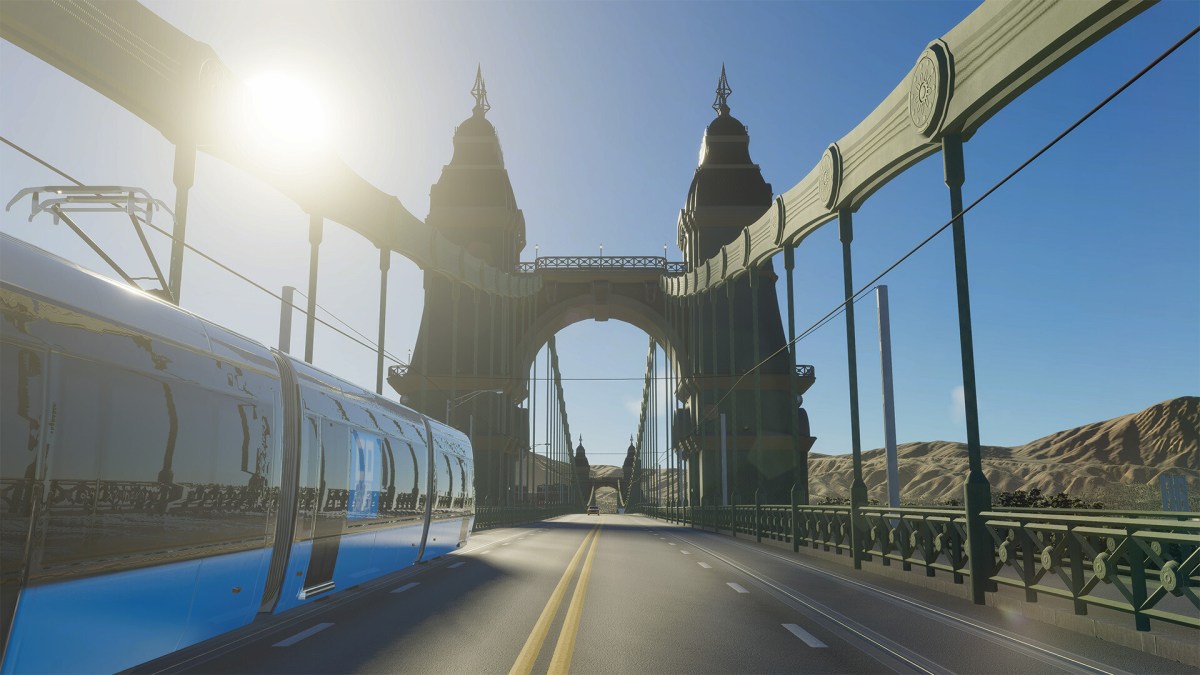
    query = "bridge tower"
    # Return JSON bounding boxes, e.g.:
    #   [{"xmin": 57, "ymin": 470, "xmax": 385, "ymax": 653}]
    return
[
  {"xmin": 674, "ymin": 67, "xmax": 816, "ymax": 505},
  {"xmin": 574, "ymin": 437, "xmax": 592, "ymax": 504},
  {"xmin": 400, "ymin": 68, "xmax": 529, "ymax": 505}
]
